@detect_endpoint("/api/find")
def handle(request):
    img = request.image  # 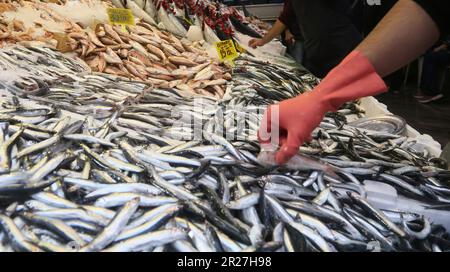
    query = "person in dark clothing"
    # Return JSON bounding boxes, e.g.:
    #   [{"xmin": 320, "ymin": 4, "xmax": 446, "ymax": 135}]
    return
[
  {"xmin": 249, "ymin": 0, "xmax": 362, "ymax": 77},
  {"xmin": 348, "ymin": 0, "xmax": 365, "ymax": 35},
  {"xmin": 281, "ymin": 28, "xmax": 304, "ymax": 64},
  {"xmin": 290, "ymin": 0, "xmax": 363, "ymax": 78},
  {"xmin": 363, "ymin": 0, "xmax": 398, "ymax": 36},
  {"xmin": 416, "ymin": 37, "xmax": 450, "ymax": 103},
  {"xmin": 248, "ymin": 0, "xmax": 304, "ymax": 63}
]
